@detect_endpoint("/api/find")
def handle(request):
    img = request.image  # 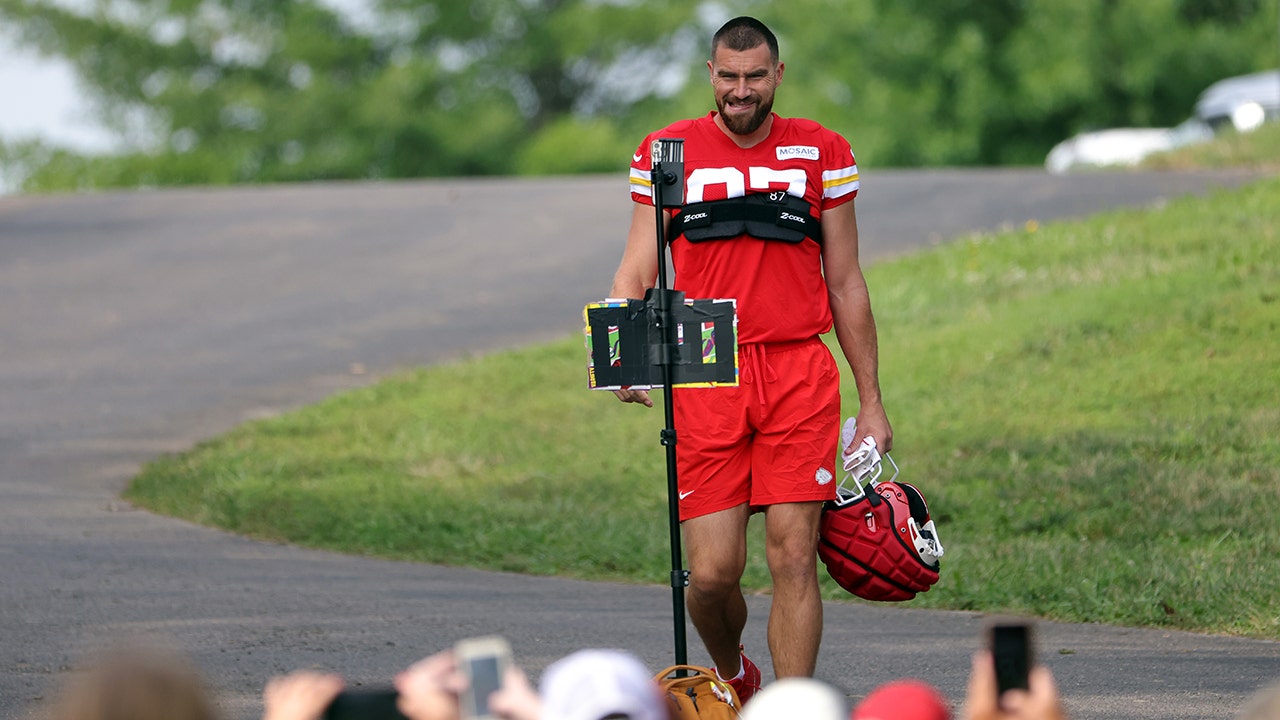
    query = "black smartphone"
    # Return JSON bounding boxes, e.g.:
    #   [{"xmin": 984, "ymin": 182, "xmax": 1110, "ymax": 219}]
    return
[
  {"xmin": 989, "ymin": 622, "xmax": 1033, "ymax": 696},
  {"xmin": 322, "ymin": 688, "xmax": 407, "ymax": 720}
]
